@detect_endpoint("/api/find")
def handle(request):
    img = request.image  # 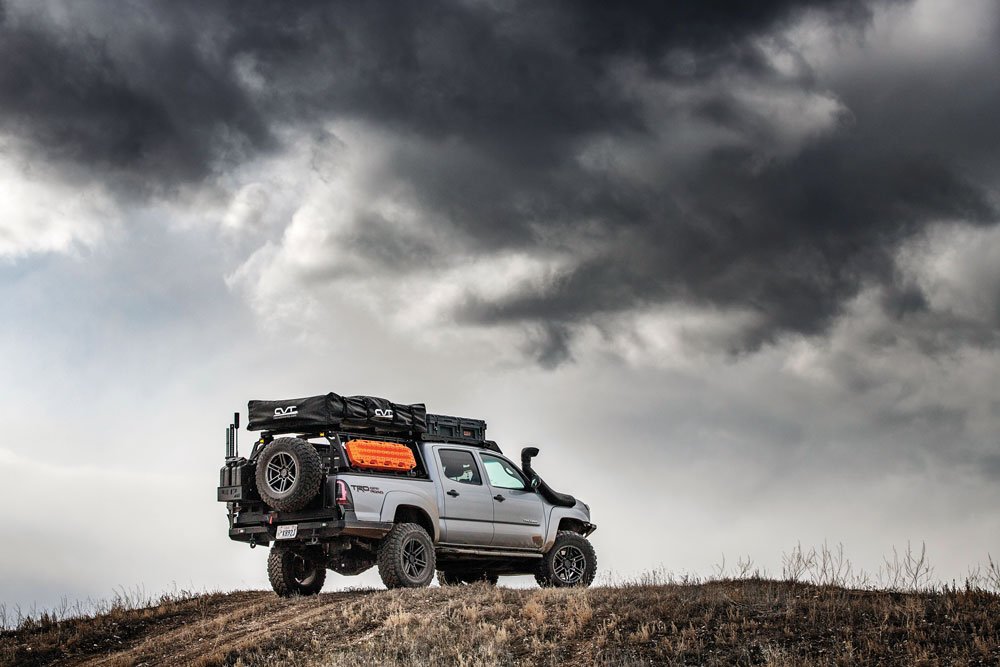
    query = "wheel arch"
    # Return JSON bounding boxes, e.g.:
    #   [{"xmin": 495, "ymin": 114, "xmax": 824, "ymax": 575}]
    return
[
  {"xmin": 380, "ymin": 491, "xmax": 440, "ymax": 542},
  {"xmin": 557, "ymin": 517, "xmax": 590, "ymax": 535},
  {"xmin": 541, "ymin": 506, "xmax": 594, "ymax": 552}
]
